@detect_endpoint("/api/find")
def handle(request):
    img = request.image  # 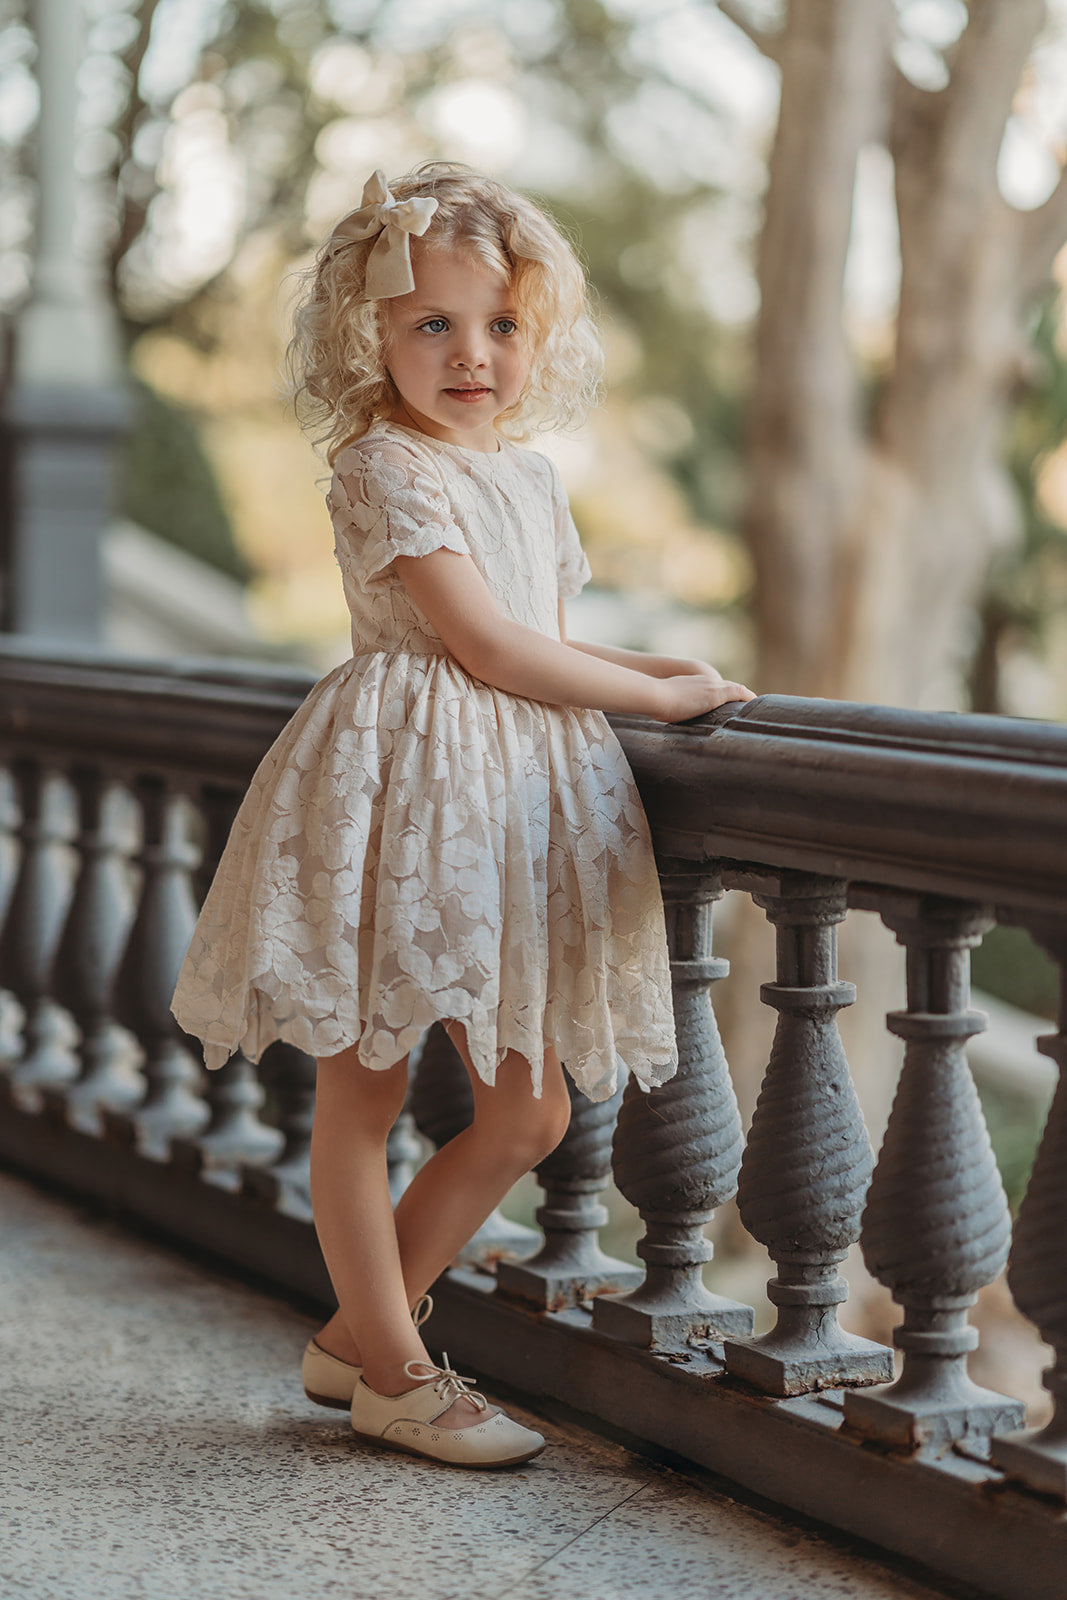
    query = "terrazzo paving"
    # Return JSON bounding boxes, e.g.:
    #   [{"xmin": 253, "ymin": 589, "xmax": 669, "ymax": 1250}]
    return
[{"xmin": 0, "ymin": 1169, "xmax": 956, "ymax": 1600}]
